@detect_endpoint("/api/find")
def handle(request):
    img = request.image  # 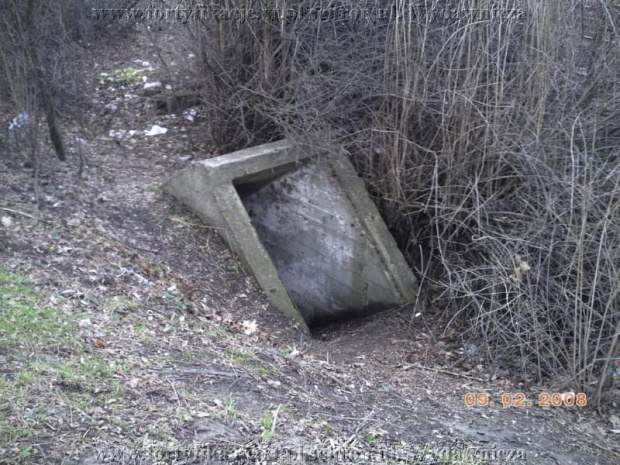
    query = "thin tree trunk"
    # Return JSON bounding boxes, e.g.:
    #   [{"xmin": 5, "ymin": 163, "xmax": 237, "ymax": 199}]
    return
[{"xmin": 25, "ymin": 0, "xmax": 66, "ymax": 161}]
